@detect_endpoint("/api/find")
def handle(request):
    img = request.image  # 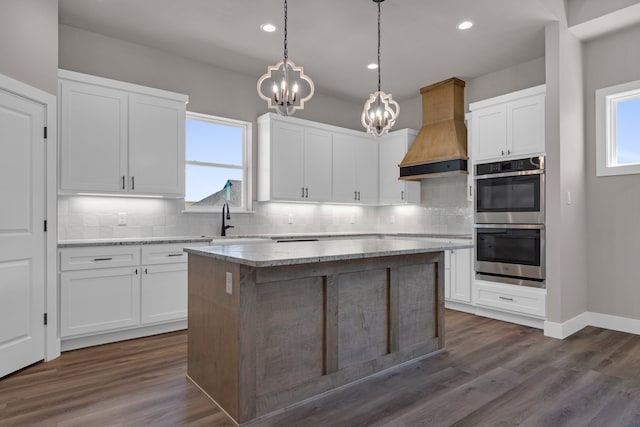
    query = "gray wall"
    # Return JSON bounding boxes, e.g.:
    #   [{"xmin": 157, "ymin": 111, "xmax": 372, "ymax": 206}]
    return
[
  {"xmin": 567, "ymin": 0, "xmax": 640, "ymax": 27},
  {"xmin": 59, "ymin": 25, "xmax": 363, "ymax": 131},
  {"xmin": 0, "ymin": 0, "xmax": 58, "ymax": 94},
  {"xmin": 584, "ymin": 24, "xmax": 640, "ymax": 319}
]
